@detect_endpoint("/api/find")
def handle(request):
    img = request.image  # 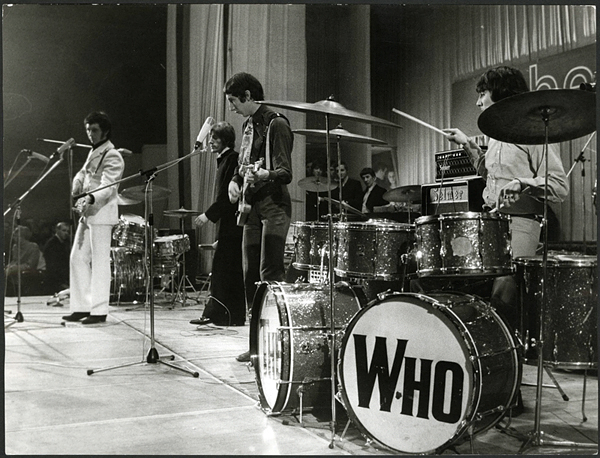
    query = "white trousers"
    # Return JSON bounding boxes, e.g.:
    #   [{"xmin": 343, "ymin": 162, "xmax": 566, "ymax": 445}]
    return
[{"xmin": 70, "ymin": 222, "xmax": 113, "ymax": 316}]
